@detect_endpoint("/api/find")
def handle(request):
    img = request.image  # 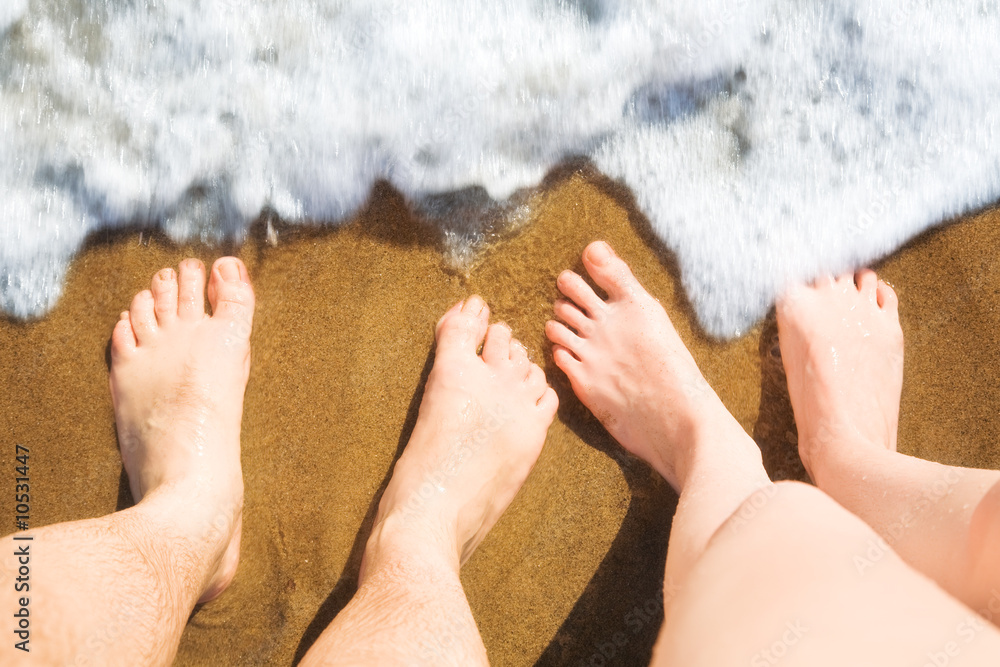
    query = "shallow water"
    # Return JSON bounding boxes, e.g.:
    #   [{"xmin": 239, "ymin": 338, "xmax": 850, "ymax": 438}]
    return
[{"xmin": 1, "ymin": 0, "xmax": 998, "ymax": 336}]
